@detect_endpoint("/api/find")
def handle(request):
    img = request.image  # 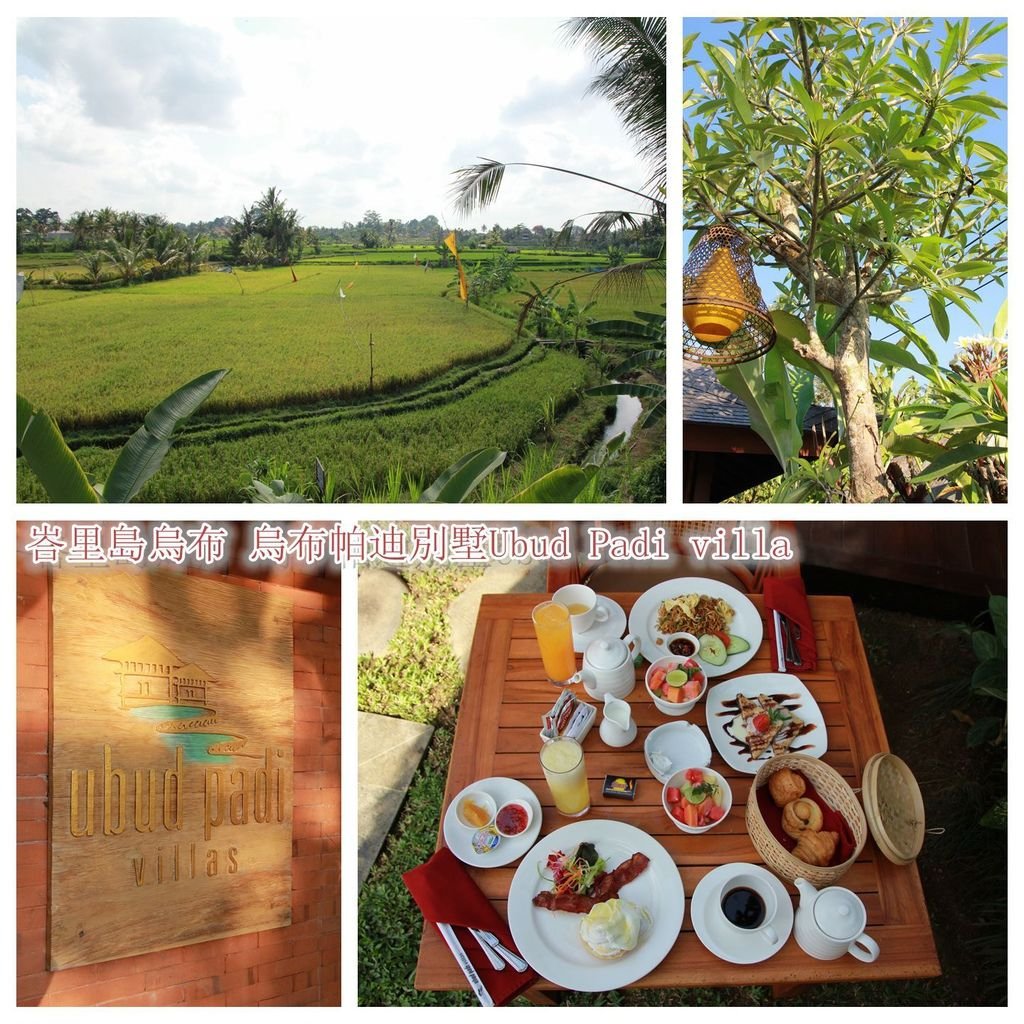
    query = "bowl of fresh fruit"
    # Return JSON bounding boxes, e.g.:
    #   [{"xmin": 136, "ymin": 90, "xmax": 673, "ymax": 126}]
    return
[
  {"xmin": 644, "ymin": 655, "xmax": 707, "ymax": 716},
  {"xmin": 662, "ymin": 766, "xmax": 732, "ymax": 833}
]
